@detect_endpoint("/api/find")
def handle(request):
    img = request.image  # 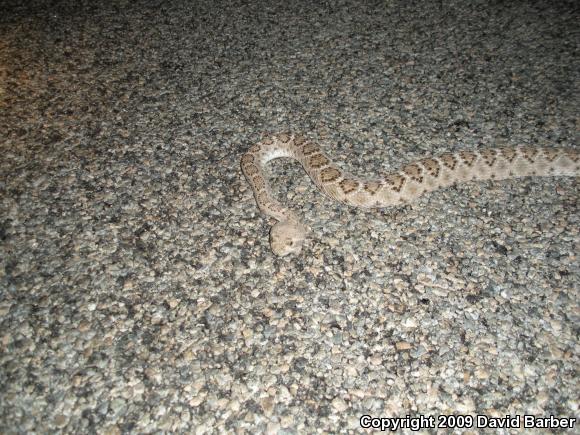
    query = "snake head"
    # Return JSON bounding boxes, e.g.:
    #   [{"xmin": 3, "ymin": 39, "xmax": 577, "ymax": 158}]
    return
[{"xmin": 269, "ymin": 220, "xmax": 308, "ymax": 256}]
